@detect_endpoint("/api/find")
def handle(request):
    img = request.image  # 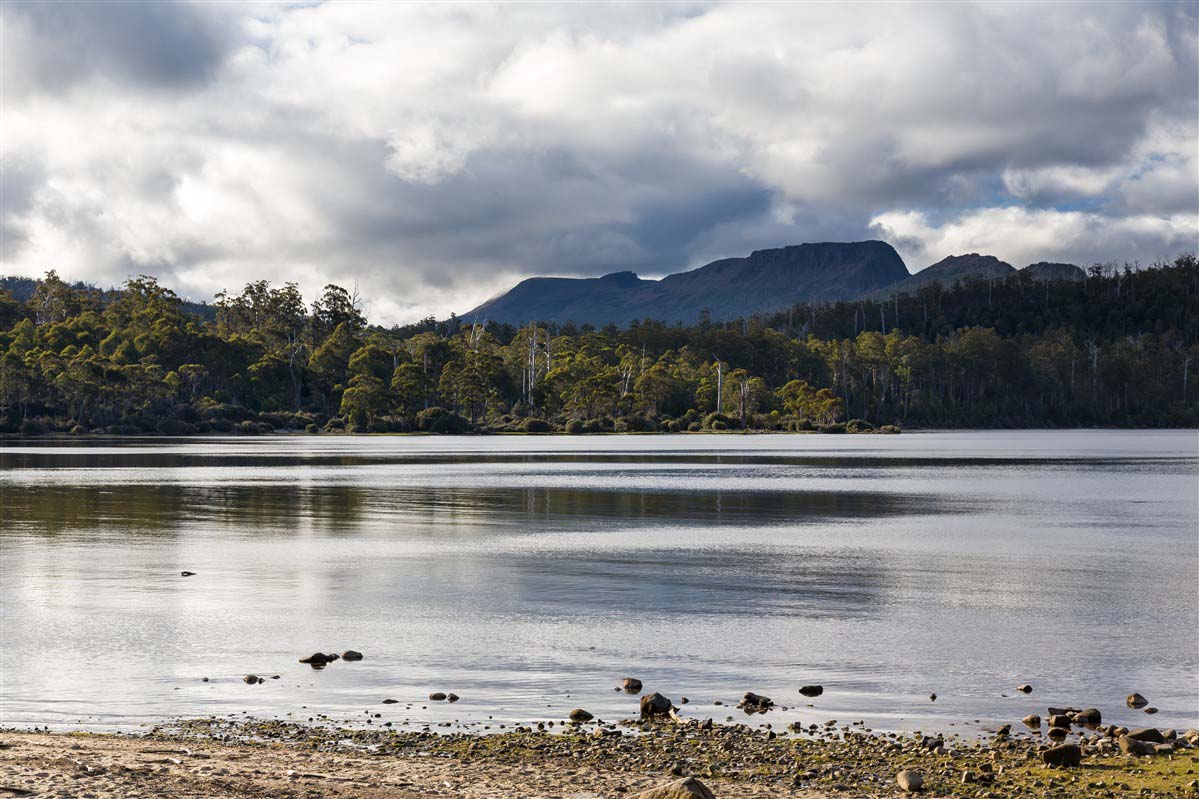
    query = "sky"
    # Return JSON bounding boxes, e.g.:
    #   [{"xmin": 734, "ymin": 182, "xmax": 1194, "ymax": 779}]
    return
[{"xmin": 1, "ymin": 1, "xmax": 1197, "ymax": 324}]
